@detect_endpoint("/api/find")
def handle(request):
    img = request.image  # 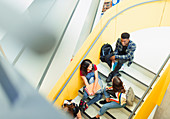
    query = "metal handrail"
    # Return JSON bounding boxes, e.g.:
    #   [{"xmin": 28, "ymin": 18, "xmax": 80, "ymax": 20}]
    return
[{"xmin": 129, "ymin": 53, "xmax": 170, "ymax": 119}]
